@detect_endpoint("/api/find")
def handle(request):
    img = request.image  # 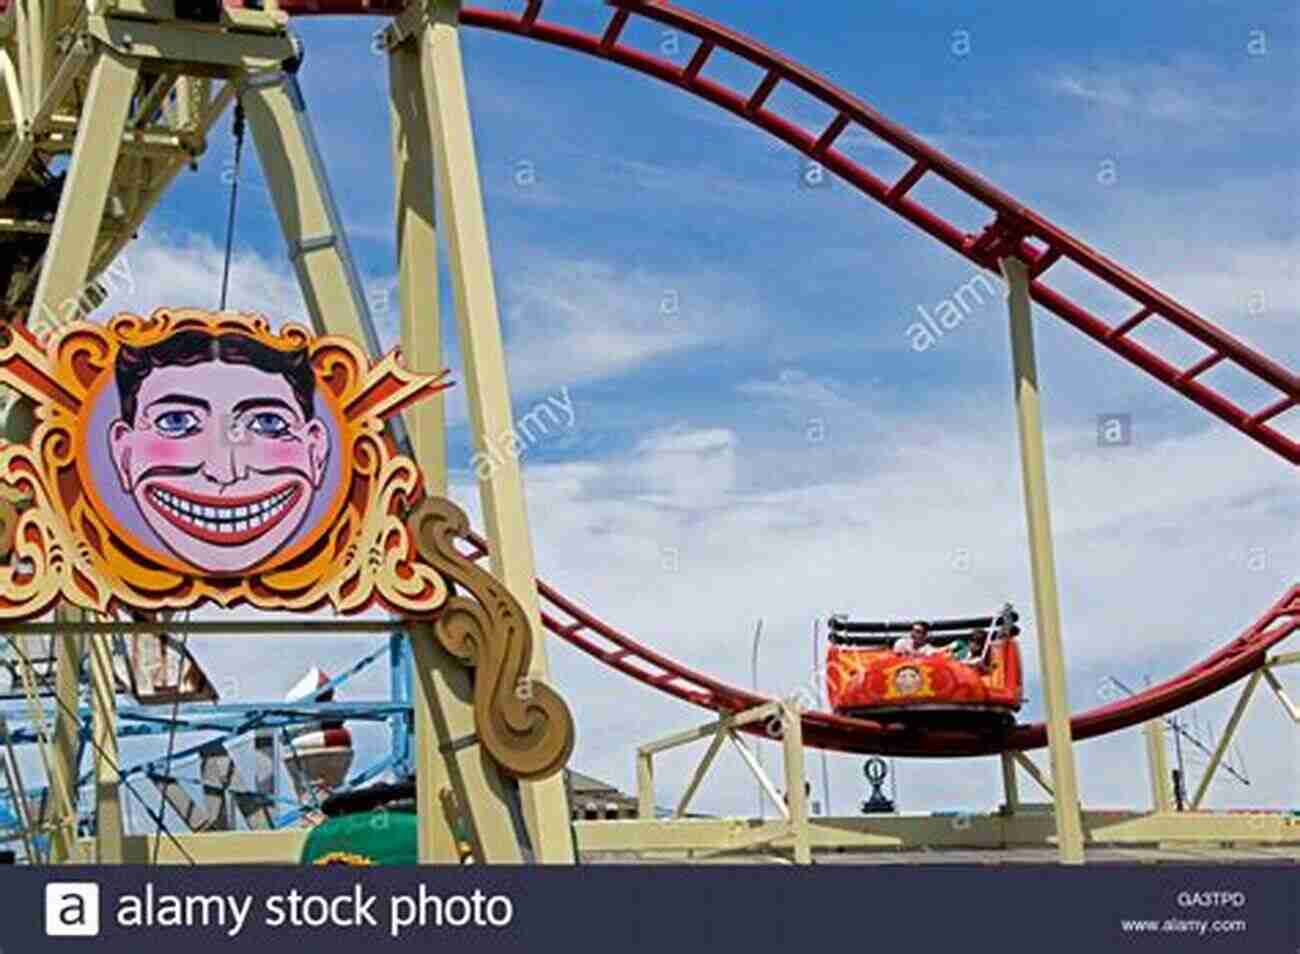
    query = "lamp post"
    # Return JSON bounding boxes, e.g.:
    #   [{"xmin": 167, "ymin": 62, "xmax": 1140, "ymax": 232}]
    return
[
  {"xmin": 813, "ymin": 619, "xmax": 831, "ymax": 816},
  {"xmin": 751, "ymin": 619, "xmax": 763, "ymax": 819}
]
